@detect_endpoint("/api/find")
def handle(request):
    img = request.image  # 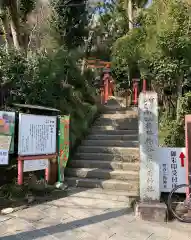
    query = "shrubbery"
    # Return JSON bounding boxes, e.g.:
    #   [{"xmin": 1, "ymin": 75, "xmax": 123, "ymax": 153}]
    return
[
  {"xmin": 160, "ymin": 92, "xmax": 191, "ymax": 147},
  {"xmin": 0, "ymin": 47, "xmax": 97, "ymax": 149}
]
